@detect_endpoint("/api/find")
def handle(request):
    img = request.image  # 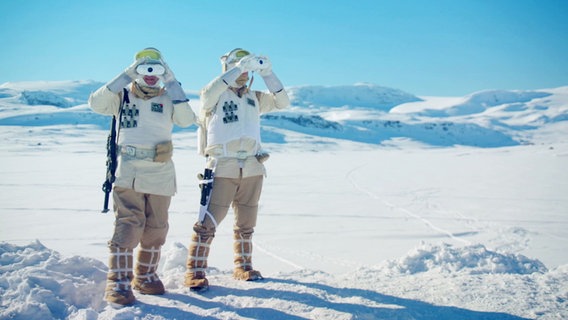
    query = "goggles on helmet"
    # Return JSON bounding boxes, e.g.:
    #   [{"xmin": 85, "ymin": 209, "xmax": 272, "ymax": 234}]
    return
[
  {"xmin": 135, "ymin": 48, "xmax": 162, "ymax": 61},
  {"xmin": 136, "ymin": 63, "xmax": 165, "ymax": 76},
  {"xmin": 223, "ymin": 48, "xmax": 250, "ymax": 66}
]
